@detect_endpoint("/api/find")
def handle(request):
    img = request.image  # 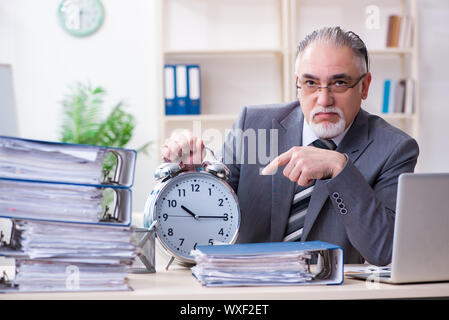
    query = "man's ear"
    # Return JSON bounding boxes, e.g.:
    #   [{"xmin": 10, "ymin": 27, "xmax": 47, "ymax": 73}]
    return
[
  {"xmin": 361, "ymin": 72, "xmax": 372, "ymax": 100},
  {"xmin": 295, "ymin": 74, "xmax": 301, "ymax": 99}
]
